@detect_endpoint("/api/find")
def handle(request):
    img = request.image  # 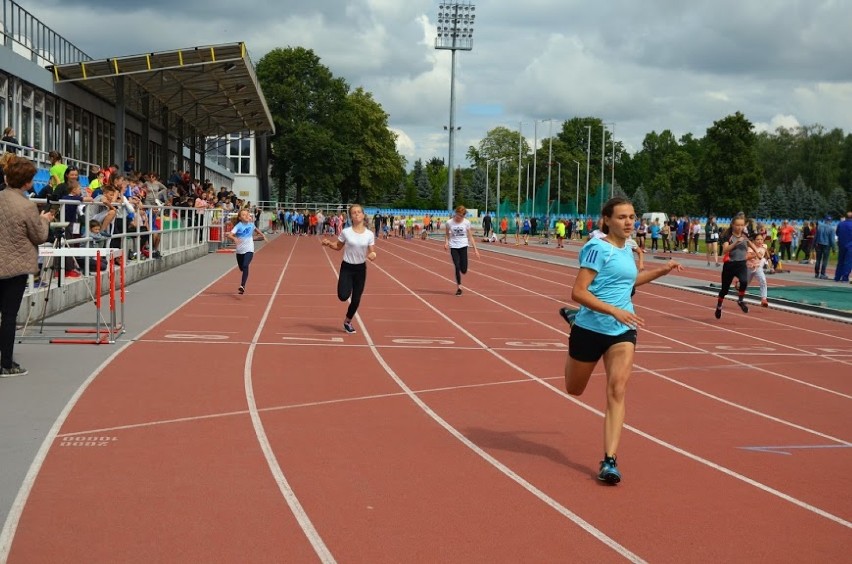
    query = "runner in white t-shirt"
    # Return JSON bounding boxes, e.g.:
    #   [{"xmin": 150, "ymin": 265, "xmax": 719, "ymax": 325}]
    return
[
  {"xmin": 226, "ymin": 208, "xmax": 267, "ymax": 294},
  {"xmin": 444, "ymin": 205, "xmax": 481, "ymax": 296},
  {"xmin": 321, "ymin": 204, "xmax": 376, "ymax": 334}
]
